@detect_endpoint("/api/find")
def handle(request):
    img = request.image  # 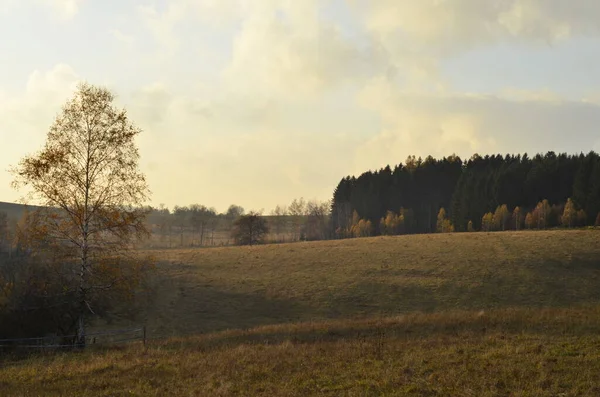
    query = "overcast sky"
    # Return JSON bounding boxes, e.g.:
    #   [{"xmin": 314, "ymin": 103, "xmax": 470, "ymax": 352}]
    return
[{"xmin": 2, "ymin": 0, "xmax": 600, "ymax": 212}]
